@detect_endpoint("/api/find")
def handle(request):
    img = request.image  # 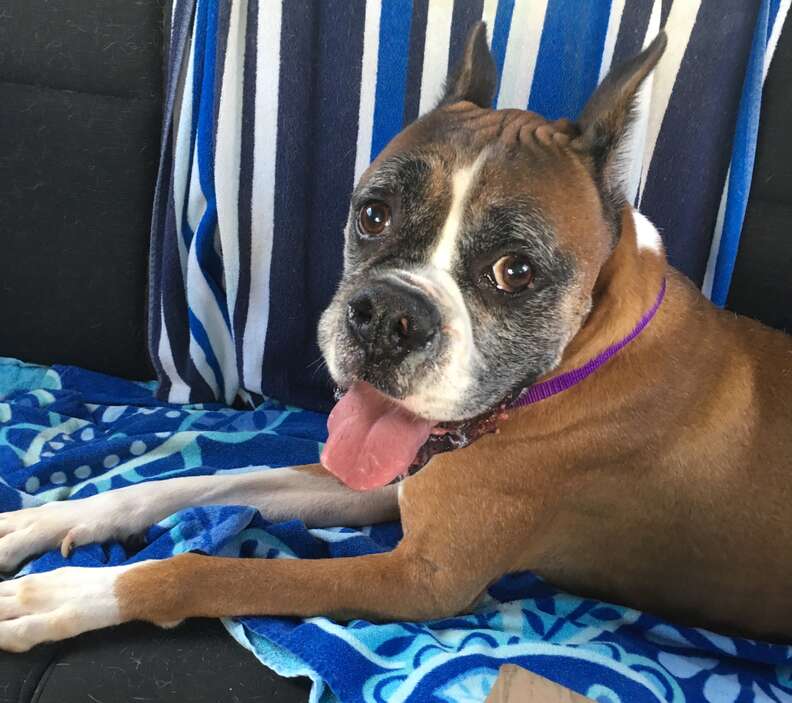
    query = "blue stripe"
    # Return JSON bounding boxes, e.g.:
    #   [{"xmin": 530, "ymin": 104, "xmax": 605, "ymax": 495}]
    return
[
  {"xmin": 188, "ymin": 0, "xmax": 230, "ymax": 395},
  {"xmin": 193, "ymin": 0, "xmax": 227, "ymax": 309},
  {"xmin": 491, "ymin": 0, "xmax": 516, "ymax": 105},
  {"xmin": 187, "ymin": 309, "xmax": 225, "ymax": 394},
  {"xmin": 528, "ymin": 0, "xmax": 612, "ymax": 119},
  {"xmin": 370, "ymin": 0, "xmax": 414, "ymax": 159},
  {"xmin": 711, "ymin": 0, "xmax": 771, "ymax": 305}
]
